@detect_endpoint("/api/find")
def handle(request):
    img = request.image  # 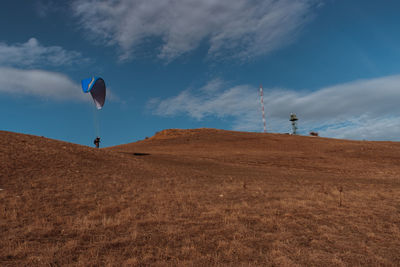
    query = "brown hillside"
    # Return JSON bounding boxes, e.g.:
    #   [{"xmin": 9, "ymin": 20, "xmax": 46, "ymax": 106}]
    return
[{"xmin": 1, "ymin": 129, "xmax": 400, "ymax": 266}]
